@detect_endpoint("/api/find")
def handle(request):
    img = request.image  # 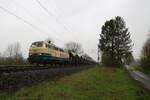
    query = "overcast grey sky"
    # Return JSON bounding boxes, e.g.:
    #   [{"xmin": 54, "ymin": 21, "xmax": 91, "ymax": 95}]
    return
[{"xmin": 0, "ymin": 0, "xmax": 150, "ymax": 60}]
